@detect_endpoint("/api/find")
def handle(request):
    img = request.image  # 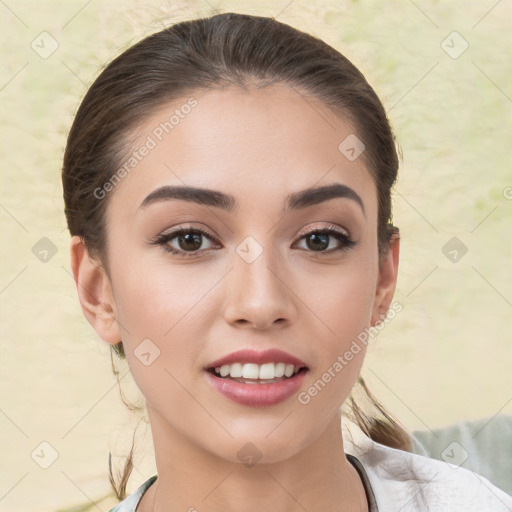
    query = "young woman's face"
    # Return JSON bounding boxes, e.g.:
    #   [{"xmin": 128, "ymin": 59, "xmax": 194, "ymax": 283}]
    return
[{"xmin": 100, "ymin": 84, "xmax": 394, "ymax": 463}]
